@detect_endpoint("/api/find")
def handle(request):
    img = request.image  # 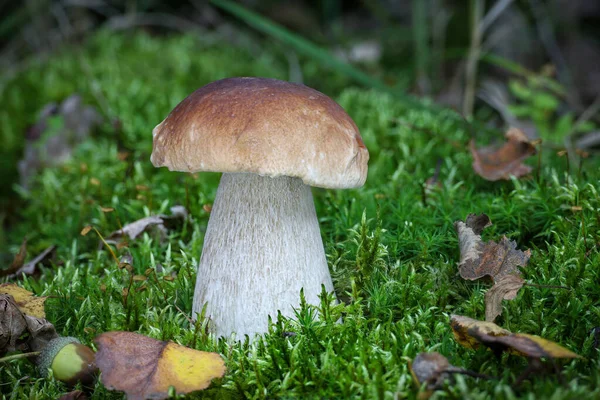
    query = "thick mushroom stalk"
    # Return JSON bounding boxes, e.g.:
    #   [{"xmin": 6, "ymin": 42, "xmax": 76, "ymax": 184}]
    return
[{"xmin": 192, "ymin": 172, "xmax": 334, "ymax": 338}]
